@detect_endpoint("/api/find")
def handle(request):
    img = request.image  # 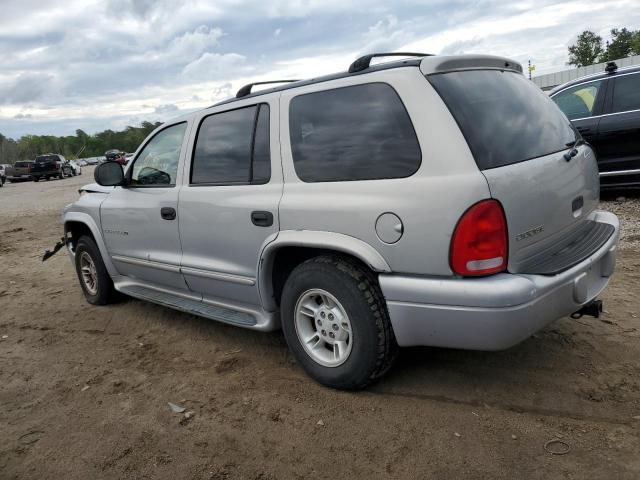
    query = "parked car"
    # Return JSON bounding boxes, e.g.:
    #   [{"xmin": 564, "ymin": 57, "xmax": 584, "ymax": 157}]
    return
[
  {"xmin": 63, "ymin": 53, "xmax": 619, "ymax": 389},
  {"xmin": 77, "ymin": 159, "xmax": 88, "ymax": 167},
  {"xmin": 551, "ymin": 62, "xmax": 640, "ymax": 188},
  {"xmin": 68, "ymin": 160, "xmax": 82, "ymax": 176},
  {"xmin": 0, "ymin": 164, "xmax": 9, "ymax": 186},
  {"xmin": 124, "ymin": 153, "xmax": 134, "ymax": 164},
  {"xmin": 6, "ymin": 161, "xmax": 35, "ymax": 182},
  {"xmin": 31, "ymin": 154, "xmax": 73, "ymax": 181},
  {"xmin": 105, "ymin": 149, "xmax": 126, "ymax": 165},
  {"xmin": 84, "ymin": 157, "xmax": 100, "ymax": 165}
]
